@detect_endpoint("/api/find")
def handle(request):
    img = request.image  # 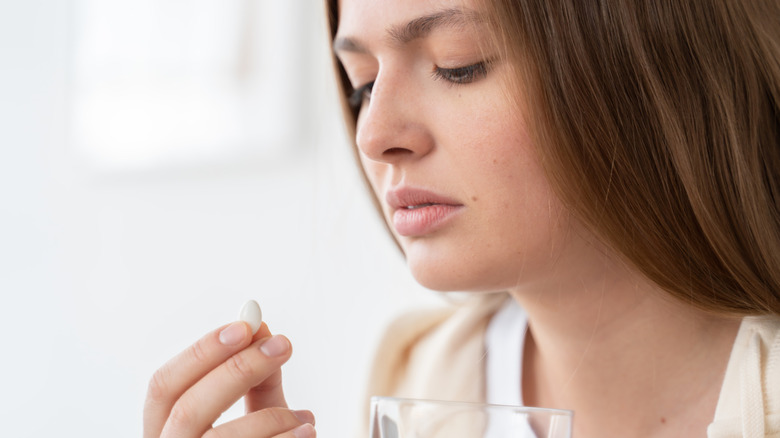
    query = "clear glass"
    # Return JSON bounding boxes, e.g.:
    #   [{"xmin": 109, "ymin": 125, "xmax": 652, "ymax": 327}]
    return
[{"xmin": 369, "ymin": 397, "xmax": 573, "ymax": 438}]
